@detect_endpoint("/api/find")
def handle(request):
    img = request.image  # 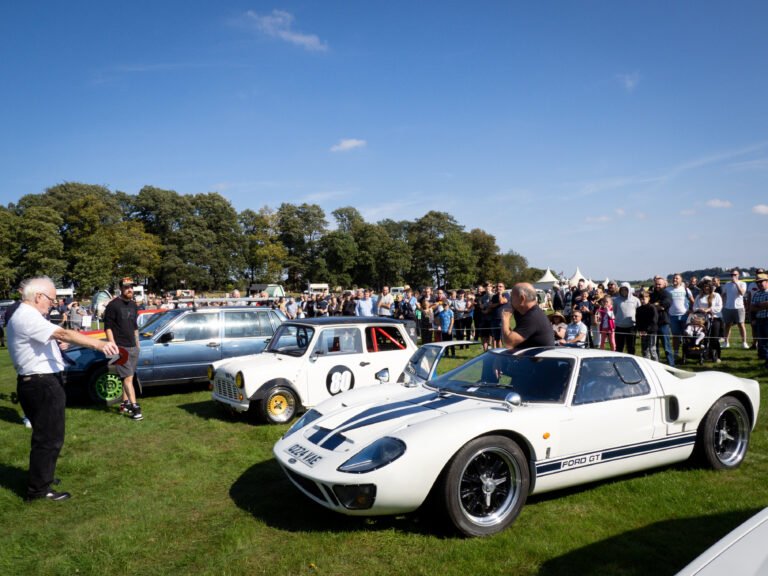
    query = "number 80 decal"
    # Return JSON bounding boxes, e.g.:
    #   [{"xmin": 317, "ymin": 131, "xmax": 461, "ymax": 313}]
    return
[{"xmin": 326, "ymin": 365, "xmax": 355, "ymax": 395}]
